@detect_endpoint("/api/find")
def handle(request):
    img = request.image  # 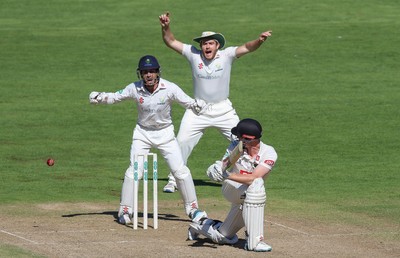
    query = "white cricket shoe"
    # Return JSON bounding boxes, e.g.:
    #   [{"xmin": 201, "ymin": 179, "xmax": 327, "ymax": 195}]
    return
[
  {"xmin": 163, "ymin": 182, "xmax": 177, "ymax": 193},
  {"xmin": 118, "ymin": 213, "xmax": 132, "ymax": 225},
  {"xmin": 189, "ymin": 209, "xmax": 208, "ymax": 223},
  {"xmin": 246, "ymin": 241, "xmax": 272, "ymax": 252}
]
